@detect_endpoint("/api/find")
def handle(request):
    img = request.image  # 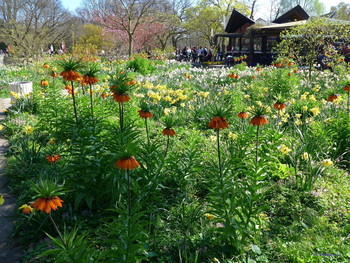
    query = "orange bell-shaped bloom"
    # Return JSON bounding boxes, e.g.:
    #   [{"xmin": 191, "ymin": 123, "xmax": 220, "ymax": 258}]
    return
[
  {"xmin": 162, "ymin": 128, "xmax": 176, "ymax": 136},
  {"xmin": 343, "ymin": 85, "xmax": 350, "ymax": 91},
  {"xmin": 208, "ymin": 116, "xmax": 229, "ymax": 130},
  {"xmin": 275, "ymin": 63, "xmax": 283, "ymax": 68},
  {"xmin": 237, "ymin": 111, "xmax": 248, "ymax": 119},
  {"xmin": 101, "ymin": 92, "xmax": 108, "ymax": 99},
  {"xmin": 138, "ymin": 110, "xmax": 153, "ymax": 119},
  {"xmin": 115, "ymin": 156, "xmax": 140, "ymax": 170},
  {"xmin": 45, "ymin": 154, "xmax": 61, "ymax": 163},
  {"xmin": 327, "ymin": 94, "xmax": 338, "ymax": 102},
  {"xmin": 273, "ymin": 102, "xmax": 286, "ymax": 110},
  {"xmin": 250, "ymin": 116, "xmax": 269, "ymax": 126},
  {"xmin": 60, "ymin": 70, "xmax": 81, "ymax": 81},
  {"xmin": 40, "ymin": 80, "xmax": 49, "ymax": 86},
  {"xmin": 43, "ymin": 64, "xmax": 50, "ymax": 68},
  {"xmin": 112, "ymin": 93, "xmax": 130, "ymax": 103},
  {"xmin": 51, "ymin": 71, "xmax": 57, "ymax": 77},
  {"xmin": 83, "ymin": 76, "xmax": 99, "ymax": 85},
  {"xmin": 31, "ymin": 196, "xmax": 63, "ymax": 214}
]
